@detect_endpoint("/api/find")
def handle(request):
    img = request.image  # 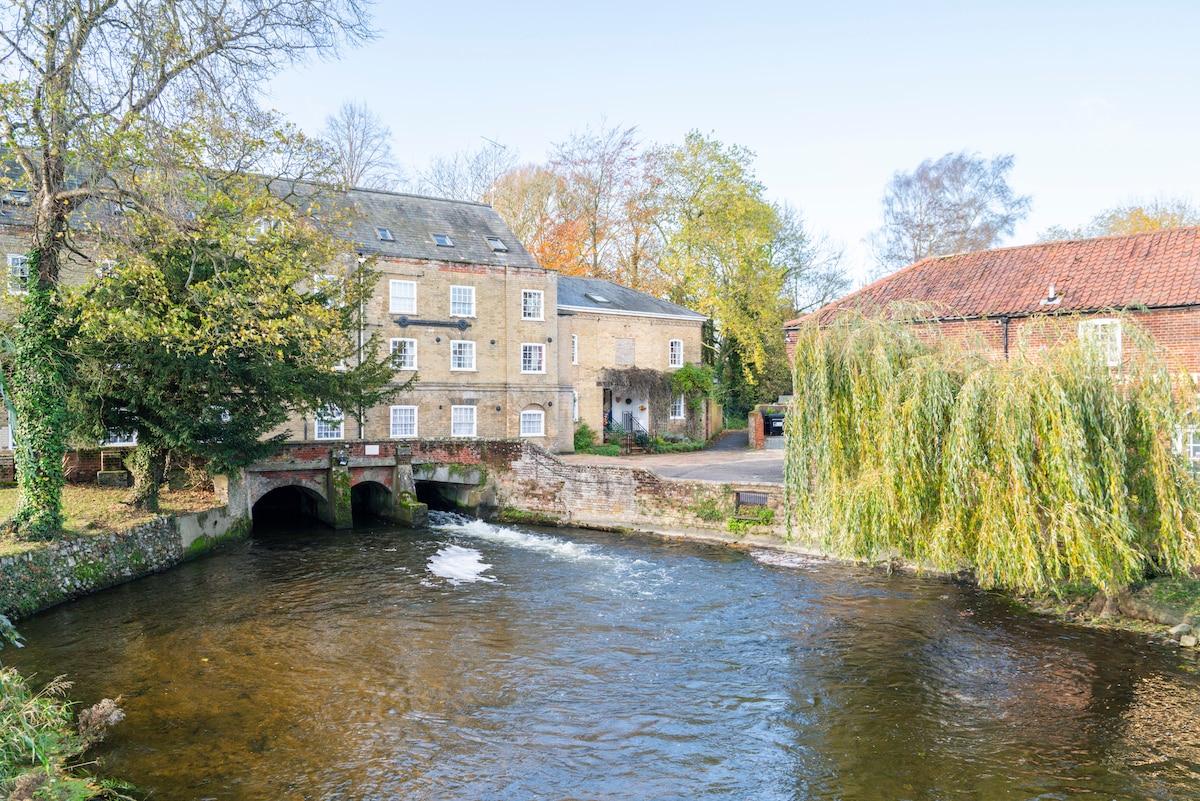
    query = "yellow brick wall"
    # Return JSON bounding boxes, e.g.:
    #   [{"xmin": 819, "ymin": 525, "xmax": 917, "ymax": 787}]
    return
[
  {"xmin": 563, "ymin": 311, "xmax": 706, "ymax": 438},
  {"xmin": 277, "ymin": 256, "xmax": 575, "ymax": 452}
]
